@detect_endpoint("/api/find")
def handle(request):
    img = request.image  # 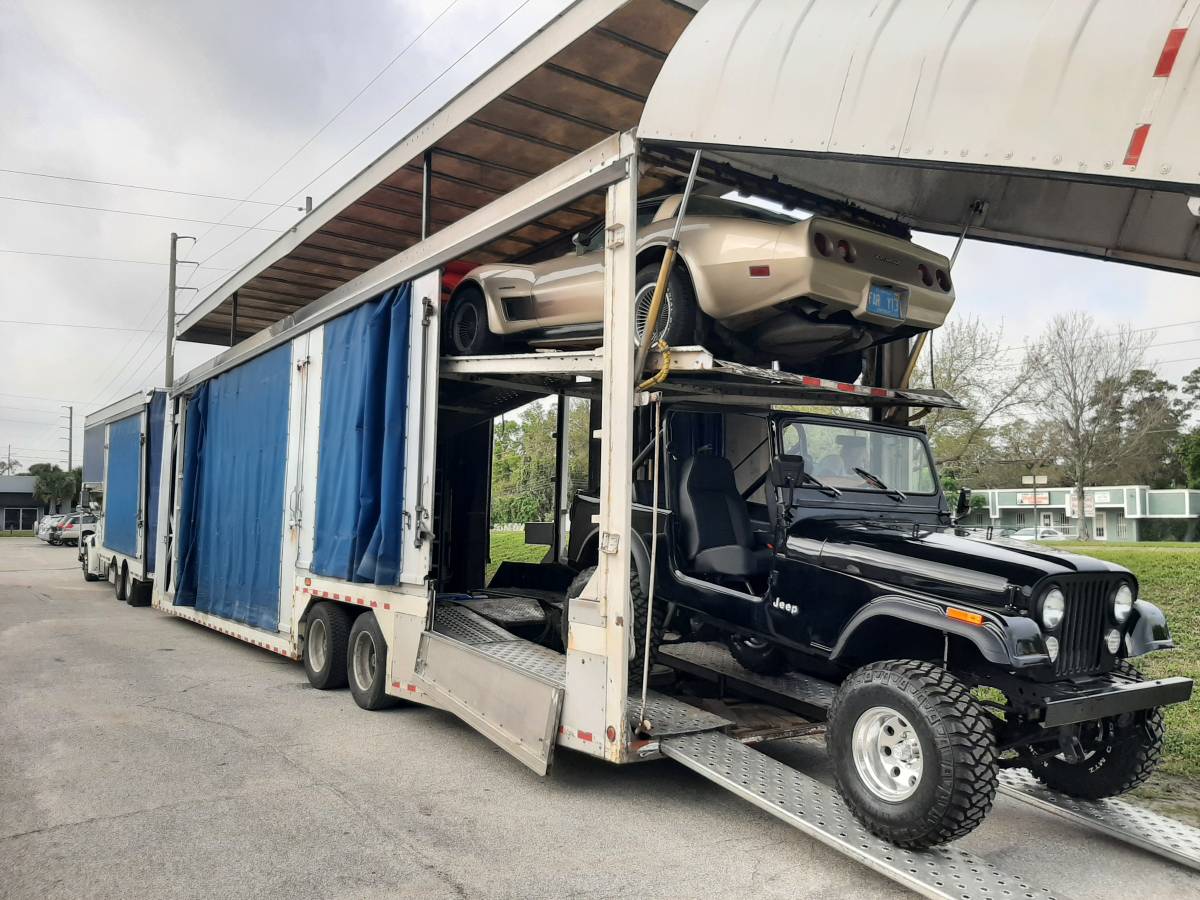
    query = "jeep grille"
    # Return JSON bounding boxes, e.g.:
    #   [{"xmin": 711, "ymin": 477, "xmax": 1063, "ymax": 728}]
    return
[{"xmin": 1054, "ymin": 576, "xmax": 1116, "ymax": 676}]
